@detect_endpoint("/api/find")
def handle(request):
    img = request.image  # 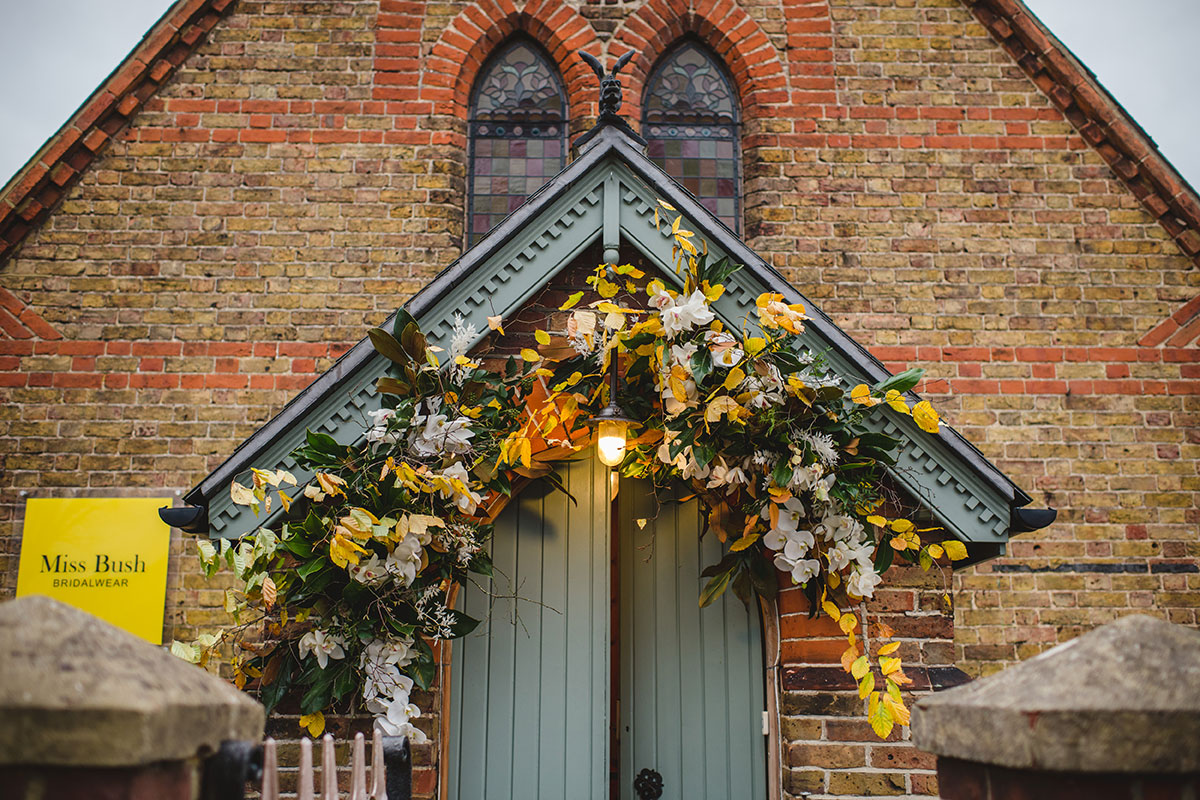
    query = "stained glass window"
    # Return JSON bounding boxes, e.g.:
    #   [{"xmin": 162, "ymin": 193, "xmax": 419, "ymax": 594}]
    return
[
  {"xmin": 467, "ymin": 39, "xmax": 567, "ymax": 247},
  {"xmin": 642, "ymin": 41, "xmax": 741, "ymax": 232}
]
